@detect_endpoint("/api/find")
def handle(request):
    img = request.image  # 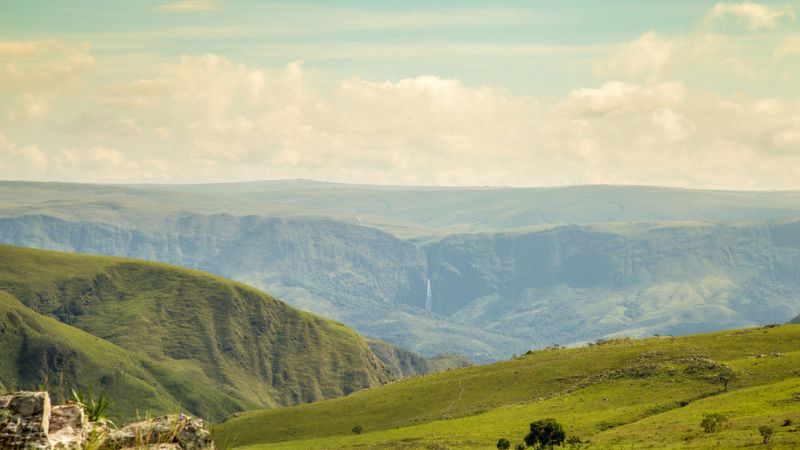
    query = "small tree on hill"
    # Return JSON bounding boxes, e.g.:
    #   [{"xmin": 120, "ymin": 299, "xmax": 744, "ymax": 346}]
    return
[
  {"xmin": 497, "ymin": 437, "xmax": 511, "ymax": 449},
  {"xmin": 714, "ymin": 365, "xmax": 737, "ymax": 392},
  {"xmin": 700, "ymin": 413, "xmax": 727, "ymax": 433},
  {"xmin": 351, "ymin": 424, "xmax": 363, "ymax": 435},
  {"xmin": 524, "ymin": 418, "xmax": 566, "ymax": 449},
  {"xmin": 758, "ymin": 425, "xmax": 774, "ymax": 444}
]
